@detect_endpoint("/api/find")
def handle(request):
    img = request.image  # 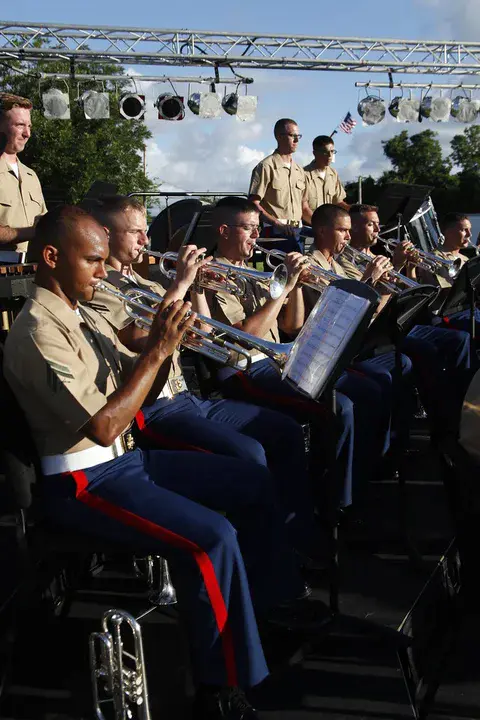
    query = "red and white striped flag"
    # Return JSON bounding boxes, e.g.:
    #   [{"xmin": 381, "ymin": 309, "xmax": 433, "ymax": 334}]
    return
[{"xmin": 339, "ymin": 112, "xmax": 357, "ymax": 134}]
